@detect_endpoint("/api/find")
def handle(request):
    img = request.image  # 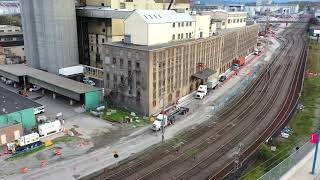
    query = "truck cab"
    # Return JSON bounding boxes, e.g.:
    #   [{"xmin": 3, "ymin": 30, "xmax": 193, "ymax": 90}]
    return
[
  {"xmin": 151, "ymin": 114, "xmax": 168, "ymax": 131},
  {"xmin": 195, "ymin": 85, "xmax": 208, "ymax": 99}
]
